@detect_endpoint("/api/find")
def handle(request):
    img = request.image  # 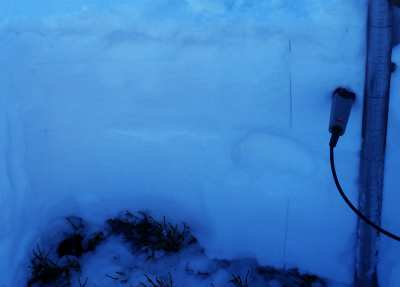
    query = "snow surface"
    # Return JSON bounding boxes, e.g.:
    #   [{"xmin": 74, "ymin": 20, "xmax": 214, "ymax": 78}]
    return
[
  {"xmin": 0, "ymin": 1, "xmax": 367, "ymax": 286},
  {"xmin": 379, "ymin": 45, "xmax": 400, "ymax": 287}
]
